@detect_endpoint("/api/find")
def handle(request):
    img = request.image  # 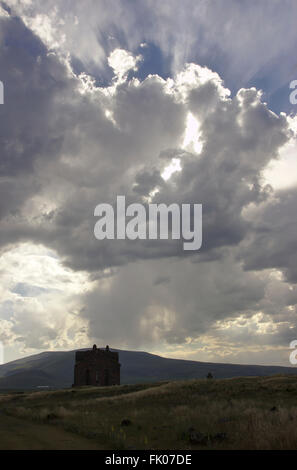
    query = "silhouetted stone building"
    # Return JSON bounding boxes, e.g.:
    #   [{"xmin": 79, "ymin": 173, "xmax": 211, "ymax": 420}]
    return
[{"xmin": 73, "ymin": 345, "xmax": 120, "ymax": 386}]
